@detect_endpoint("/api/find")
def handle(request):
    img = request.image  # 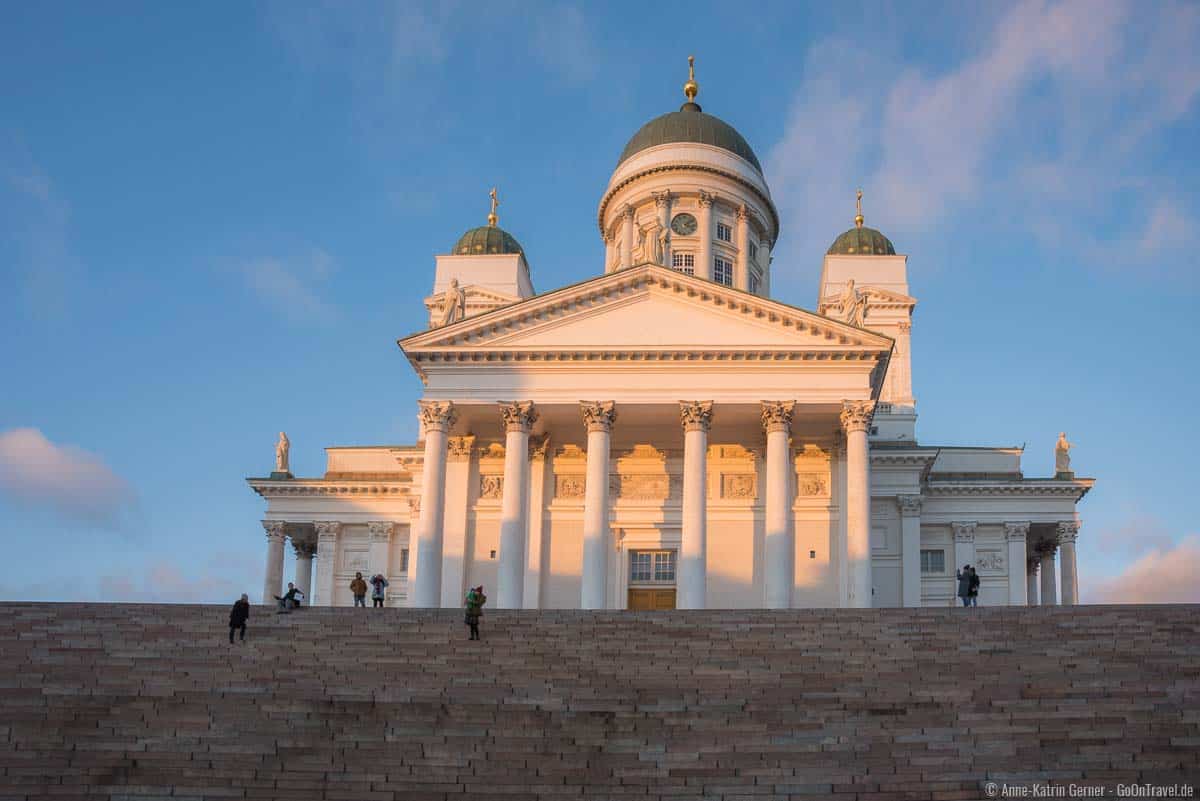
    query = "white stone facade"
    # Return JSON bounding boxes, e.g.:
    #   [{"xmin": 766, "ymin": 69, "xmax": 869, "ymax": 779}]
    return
[{"xmin": 248, "ymin": 67, "xmax": 1092, "ymax": 610}]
